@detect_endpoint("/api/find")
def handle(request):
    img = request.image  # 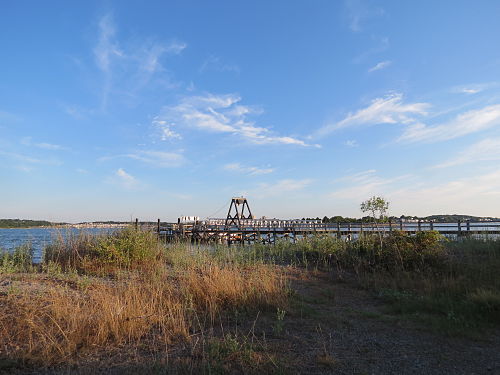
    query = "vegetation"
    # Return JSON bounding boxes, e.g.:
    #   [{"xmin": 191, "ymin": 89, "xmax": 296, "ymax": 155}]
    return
[
  {"xmin": 0, "ymin": 226, "xmax": 499, "ymax": 372},
  {"xmin": 0, "ymin": 244, "xmax": 34, "ymax": 273},
  {"xmin": 360, "ymin": 196, "xmax": 389, "ymax": 223},
  {"xmin": 0, "ymin": 219, "xmax": 57, "ymax": 228}
]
